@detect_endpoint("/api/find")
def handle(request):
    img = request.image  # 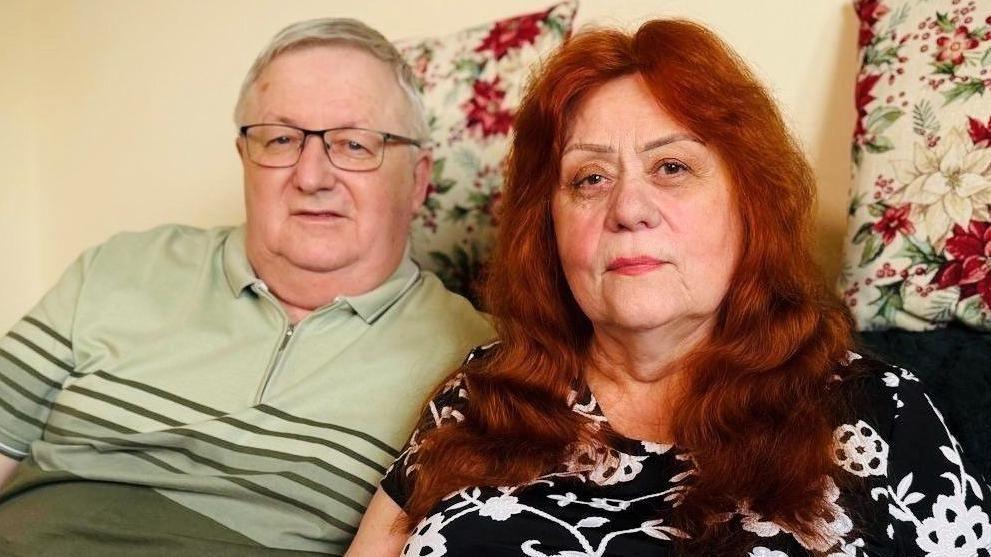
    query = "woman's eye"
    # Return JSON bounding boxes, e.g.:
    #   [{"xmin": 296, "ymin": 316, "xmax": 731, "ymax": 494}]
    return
[
  {"xmin": 657, "ymin": 161, "xmax": 688, "ymax": 176},
  {"xmin": 572, "ymin": 173, "xmax": 607, "ymax": 188}
]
